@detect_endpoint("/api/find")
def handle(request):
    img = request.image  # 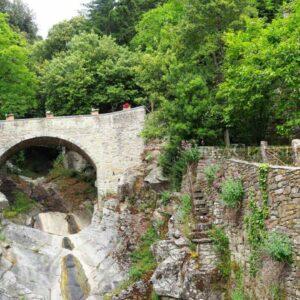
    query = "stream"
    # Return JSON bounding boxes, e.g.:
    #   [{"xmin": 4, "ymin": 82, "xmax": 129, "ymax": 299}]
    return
[{"xmin": 0, "ymin": 178, "xmax": 127, "ymax": 300}]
